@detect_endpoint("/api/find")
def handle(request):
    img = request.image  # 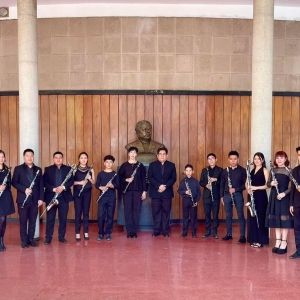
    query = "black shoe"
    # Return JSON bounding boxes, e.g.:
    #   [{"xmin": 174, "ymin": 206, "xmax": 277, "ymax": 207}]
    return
[
  {"xmin": 97, "ymin": 234, "xmax": 104, "ymax": 241},
  {"xmin": 180, "ymin": 233, "xmax": 187, "ymax": 238},
  {"xmin": 272, "ymin": 239, "xmax": 281, "ymax": 253},
  {"xmin": 289, "ymin": 251, "xmax": 300, "ymax": 259},
  {"xmin": 202, "ymin": 232, "xmax": 211, "ymax": 238},
  {"xmin": 192, "ymin": 233, "xmax": 197, "ymax": 238},
  {"xmin": 213, "ymin": 233, "xmax": 219, "ymax": 239},
  {"xmin": 163, "ymin": 233, "xmax": 170, "ymax": 237},
  {"xmin": 59, "ymin": 237, "xmax": 67, "ymax": 244},
  {"xmin": 28, "ymin": 240, "xmax": 38, "ymax": 247},
  {"xmin": 222, "ymin": 235, "xmax": 233, "ymax": 241},
  {"xmin": 0, "ymin": 237, "xmax": 4, "ymax": 251},
  {"xmin": 84, "ymin": 234, "xmax": 89, "ymax": 241},
  {"xmin": 21, "ymin": 242, "xmax": 28, "ymax": 249},
  {"xmin": 106, "ymin": 234, "xmax": 111, "ymax": 241},
  {"xmin": 44, "ymin": 238, "xmax": 51, "ymax": 245},
  {"xmin": 132, "ymin": 233, "xmax": 137, "ymax": 238},
  {"xmin": 238, "ymin": 236, "xmax": 246, "ymax": 244},
  {"xmin": 277, "ymin": 240, "xmax": 287, "ymax": 254},
  {"xmin": 75, "ymin": 235, "xmax": 81, "ymax": 242},
  {"xmin": 152, "ymin": 233, "xmax": 160, "ymax": 237}
]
